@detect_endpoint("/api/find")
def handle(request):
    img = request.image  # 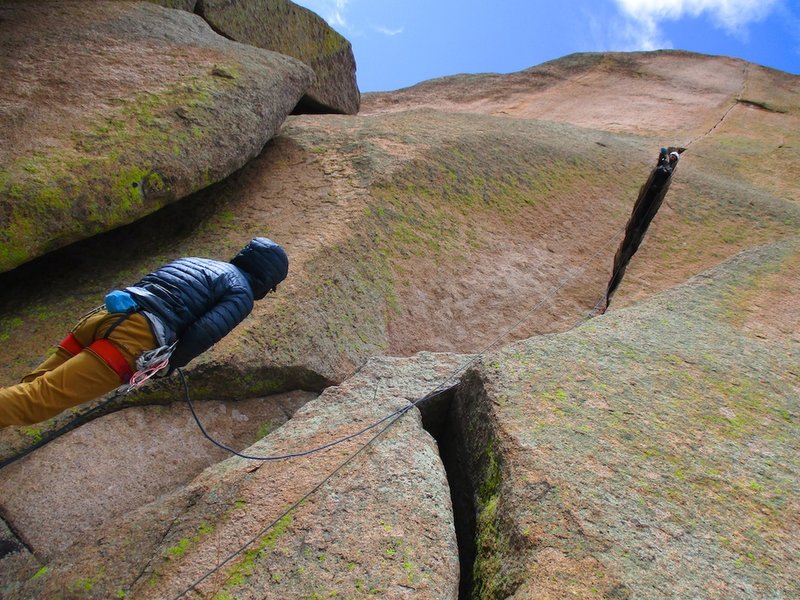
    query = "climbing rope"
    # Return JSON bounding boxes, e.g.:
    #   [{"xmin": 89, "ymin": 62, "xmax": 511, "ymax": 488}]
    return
[
  {"xmin": 169, "ymin": 386, "xmax": 408, "ymax": 600},
  {"xmin": 5, "ymin": 70, "xmax": 750, "ymax": 592},
  {"xmin": 683, "ymin": 63, "xmax": 749, "ymax": 150},
  {"xmin": 178, "ymin": 220, "xmax": 628, "ymax": 464},
  {"xmin": 180, "ymin": 368, "xmax": 420, "ymax": 461},
  {"xmin": 5, "ymin": 96, "xmax": 739, "ymax": 473},
  {"xmin": 168, "ymin": 222, "xmax": 628, "ymax": 599}
]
